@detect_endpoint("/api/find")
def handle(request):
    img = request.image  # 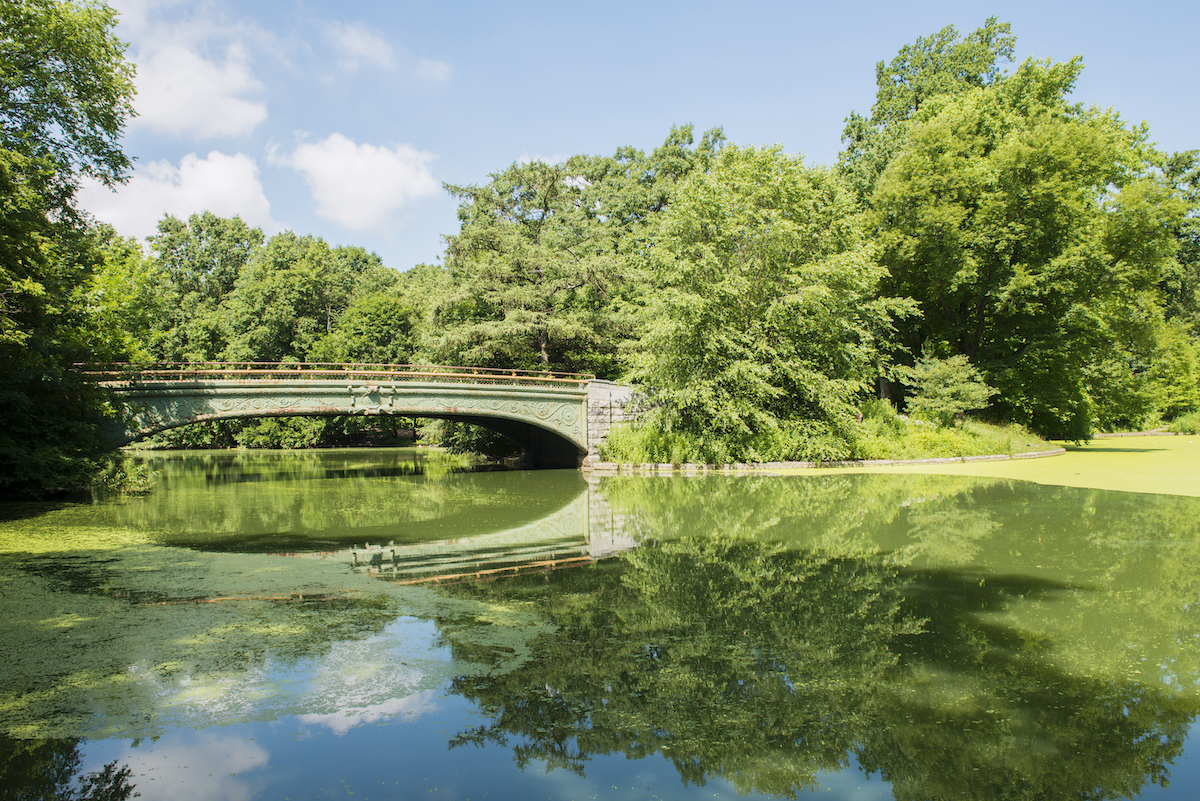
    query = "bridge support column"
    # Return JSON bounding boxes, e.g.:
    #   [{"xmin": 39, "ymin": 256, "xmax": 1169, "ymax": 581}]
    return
[{"xmin": 585, "ymin": 381, "xmax": 639, "ymax": 464}]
